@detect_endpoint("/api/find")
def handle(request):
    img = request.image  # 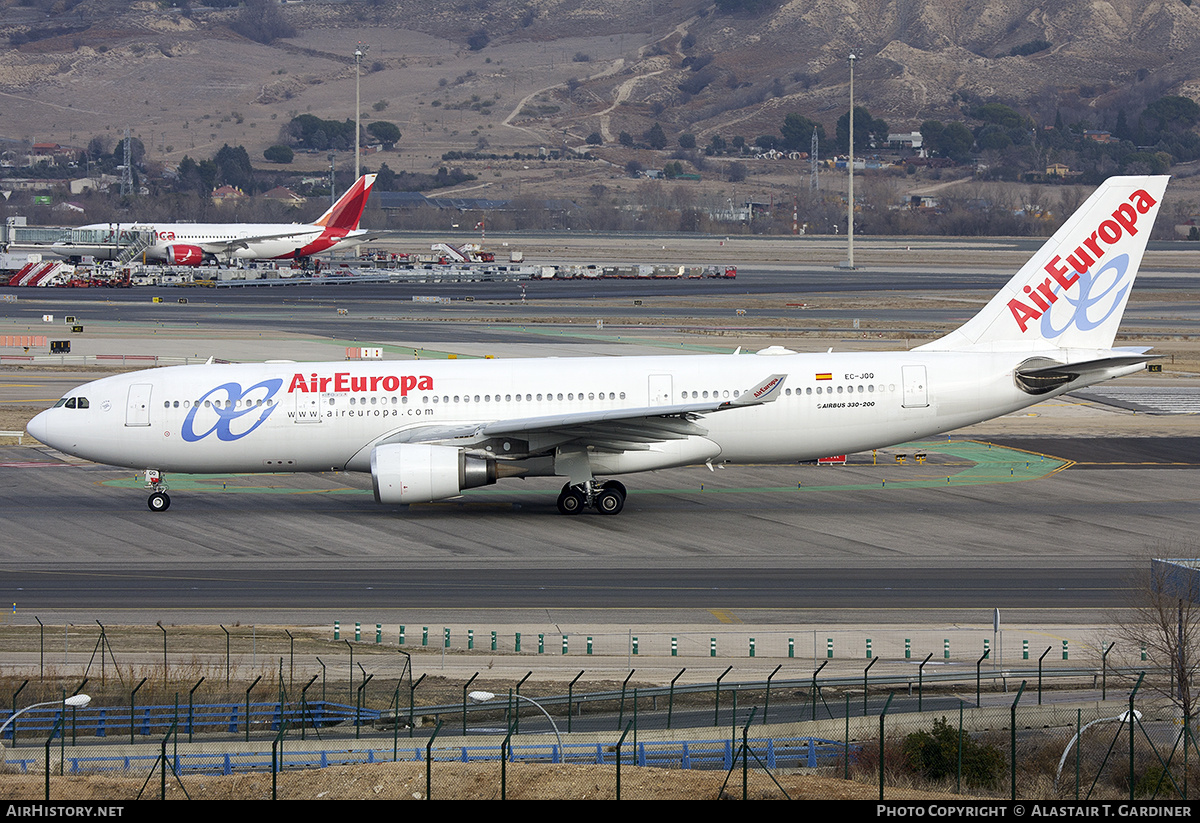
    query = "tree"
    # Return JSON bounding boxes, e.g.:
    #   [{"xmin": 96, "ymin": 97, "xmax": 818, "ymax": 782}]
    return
[
  {"xmin": 113, "ymin": 136, "xmax": 145, "ymax": 168},
  {"xmin": 213, "ymin": 144, "xmax": 253, "ymax": 191},
  {"xmin": 902, "ymin": 717, "xmax": 1004, "ymax": 789},
  {"xmin": 922, "ymin": 120, "xmax": 973, "ymax": 162},
  {"xmin": 644, "ymin": 122, "xmax": 667, "ymax": 150},
  {"xmin": 374, "ymin": 163, "xmax": 397, "ymax": 190},
  {"xmin": 780, "ymin": 113, "xmax": 824, "ymax": 151},
  {"xmin": 467, "ymin": 29, "xmax": 489, "ymax": 51},
  {"xmin": 286, "ymin": 114, "xmax": 356, "ymax": 151},
  {"xmin": 836, "ymin": 106, "xmax": 888, "ymax": 154},
  {"xmin": 366, "ymin": 121, "xmax": 401, "ymax": 149},
  {"xmin": 263, "ymin": 144, "xmax": 293, "ymax": 164},
  {"xmin": 678, "ymin": 133, "xmax": 696, "ymax": 149},
  {"xmin": 618, "ymin": 131, "xmax": 633, "ymax": 148},
  {"xmin": 1112, "ymin": 558, "xmax": 1200, "ymax": 722},
  {"xmin": 231, "ymin": 0, "xmax": 296, "ymax": 44},
  {"xmin": 585, "ymin": 132, "xmax": 602, "ymax": 146}
]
